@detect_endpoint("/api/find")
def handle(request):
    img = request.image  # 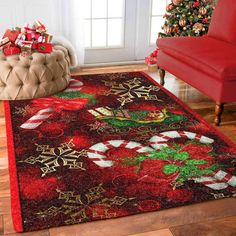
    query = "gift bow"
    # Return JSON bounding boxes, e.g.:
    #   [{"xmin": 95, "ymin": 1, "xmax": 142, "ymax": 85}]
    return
[{"xmin": 32, "ymin": 96, "xmax": 89, "ymax": 112}]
